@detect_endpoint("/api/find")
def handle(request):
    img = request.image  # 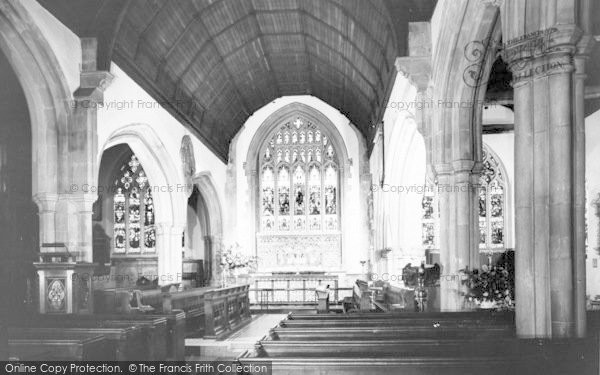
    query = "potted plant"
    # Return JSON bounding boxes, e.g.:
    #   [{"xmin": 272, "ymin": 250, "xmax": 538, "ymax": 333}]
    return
[{"xmin": 460, "ymin": 264, "xmax": 514, "ymax": 310}]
